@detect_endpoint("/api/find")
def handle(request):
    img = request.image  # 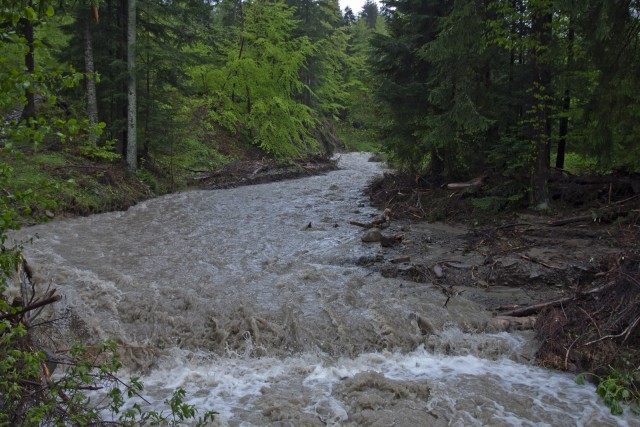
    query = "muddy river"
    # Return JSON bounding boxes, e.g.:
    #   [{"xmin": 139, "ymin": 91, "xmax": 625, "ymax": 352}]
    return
[{"xmin": 11, "ymin": 153, "xmax": 633, "ymax": 426}]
